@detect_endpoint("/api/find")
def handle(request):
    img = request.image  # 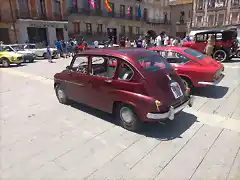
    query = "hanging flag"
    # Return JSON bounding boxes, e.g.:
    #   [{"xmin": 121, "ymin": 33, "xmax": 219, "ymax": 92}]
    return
[
  {"xmin": 137, "ymin": 4, "xmax": 141, "ymax": 17},
  {"xmin": 105, "ymin": 0, "xmax": 112, "ymax": 12},
  {"xmin": 89, "ymin": 0, "xmax": 96, "ymax": 8}
]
